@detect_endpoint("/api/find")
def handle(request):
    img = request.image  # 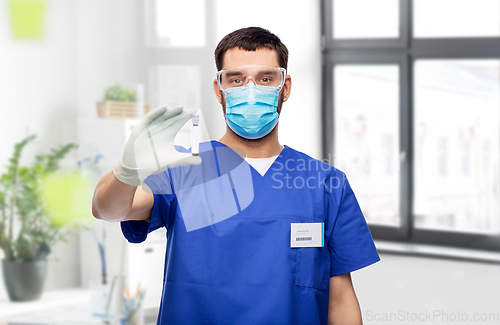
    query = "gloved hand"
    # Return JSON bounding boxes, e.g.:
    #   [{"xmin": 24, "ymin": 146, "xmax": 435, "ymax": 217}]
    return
[{"xmin": 113, "ymin": 105, "xmax": 202, "ymax": 186}]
